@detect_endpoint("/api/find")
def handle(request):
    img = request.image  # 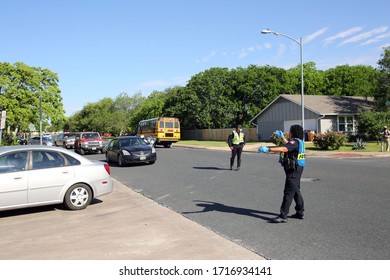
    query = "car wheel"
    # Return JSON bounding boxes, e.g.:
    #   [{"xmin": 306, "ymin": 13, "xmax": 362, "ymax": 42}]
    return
[
  {"xmin": 105, "ymin": 152, "xmax": 110, "ymax": 163},
  {"xmin": 63, "ymin": 183, "xmax": 92, "ymax": 210},
  {"xmin": 80, "ymin": 148, "xmax": 85, "ymax": 155}
]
